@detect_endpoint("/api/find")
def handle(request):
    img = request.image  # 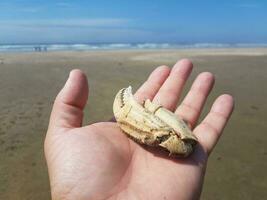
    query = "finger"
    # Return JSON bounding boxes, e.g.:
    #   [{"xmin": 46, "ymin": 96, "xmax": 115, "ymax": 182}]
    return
[
  {"xmin": 193, "ymin": 94, "xmax": 234, "ymax": 155},
  {"xmin": 134, "ymin": 65, "xmax": 171, "ymax": 103},
  {"xmin": 175, "ymin": 72, "xmax": 214, "ymax": 128},
  {"xmin": 153, "ymin": 59, "xmax": 193, "ymax": 111},
  {"xmin": 110, "ymin": 66, "xmax": 170, "ymax": 122},
  {"xmin": 49, "ymin": 69, "xmax": 89, "ymax": 129}
]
